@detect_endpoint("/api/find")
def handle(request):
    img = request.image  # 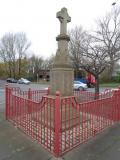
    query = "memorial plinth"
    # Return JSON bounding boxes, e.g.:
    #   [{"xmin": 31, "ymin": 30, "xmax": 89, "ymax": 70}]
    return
[{"xmin": 50, "ymin": 7, "xmax": 74, "ymax": 96}]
